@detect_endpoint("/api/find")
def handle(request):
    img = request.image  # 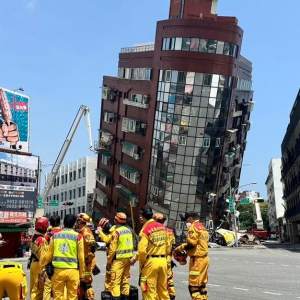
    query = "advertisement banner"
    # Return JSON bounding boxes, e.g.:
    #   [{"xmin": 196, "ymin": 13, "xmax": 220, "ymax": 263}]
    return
[
  {"xmin": 0, "ymin": 152, "xmax": 38, "ymax": 213},
  {"xmin": 0, "ymin": 210, "xmax": 28, "ymax": 224},
  {"xmin": 0, "ymin": 87, "xmax": 30, "ymax": 153}
]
